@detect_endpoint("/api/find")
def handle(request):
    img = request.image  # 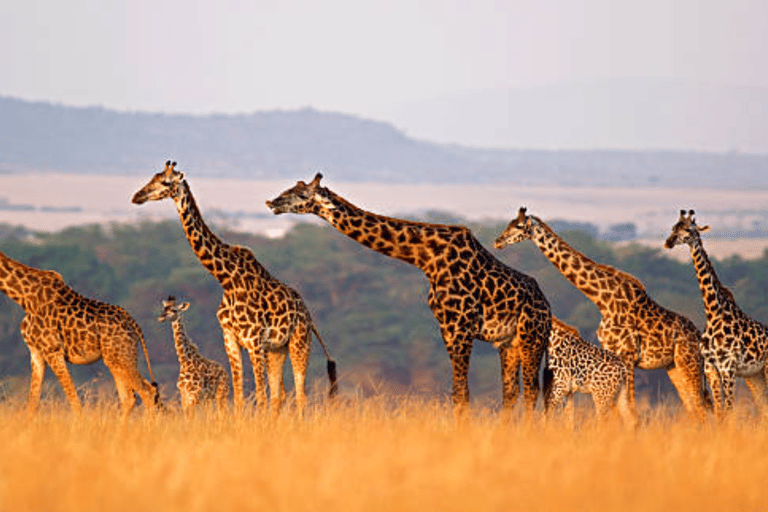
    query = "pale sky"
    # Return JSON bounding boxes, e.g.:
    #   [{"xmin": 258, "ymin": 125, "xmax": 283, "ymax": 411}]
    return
[{"xmin": 2, "ymin": 0, "xmax": 767, "ymax": 150}]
